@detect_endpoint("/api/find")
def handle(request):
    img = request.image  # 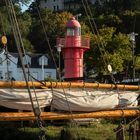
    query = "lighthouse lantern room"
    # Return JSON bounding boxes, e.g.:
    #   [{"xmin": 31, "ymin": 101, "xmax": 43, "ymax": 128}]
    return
[{"xmin": 57, "ymin": 17, "xmax": 90, "ymax": 81}]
